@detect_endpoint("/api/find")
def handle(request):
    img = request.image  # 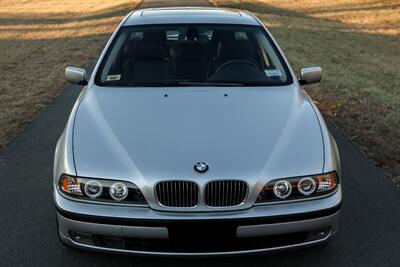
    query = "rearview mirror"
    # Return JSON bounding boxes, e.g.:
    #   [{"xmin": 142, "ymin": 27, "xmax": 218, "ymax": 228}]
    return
[
  {"xmin": 299, "ymin": 67, "xmax": 322, "ymax": 85},
  {"xmin": 65, "ymin": 67, "xmax": 88, "ymax": 85}
]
